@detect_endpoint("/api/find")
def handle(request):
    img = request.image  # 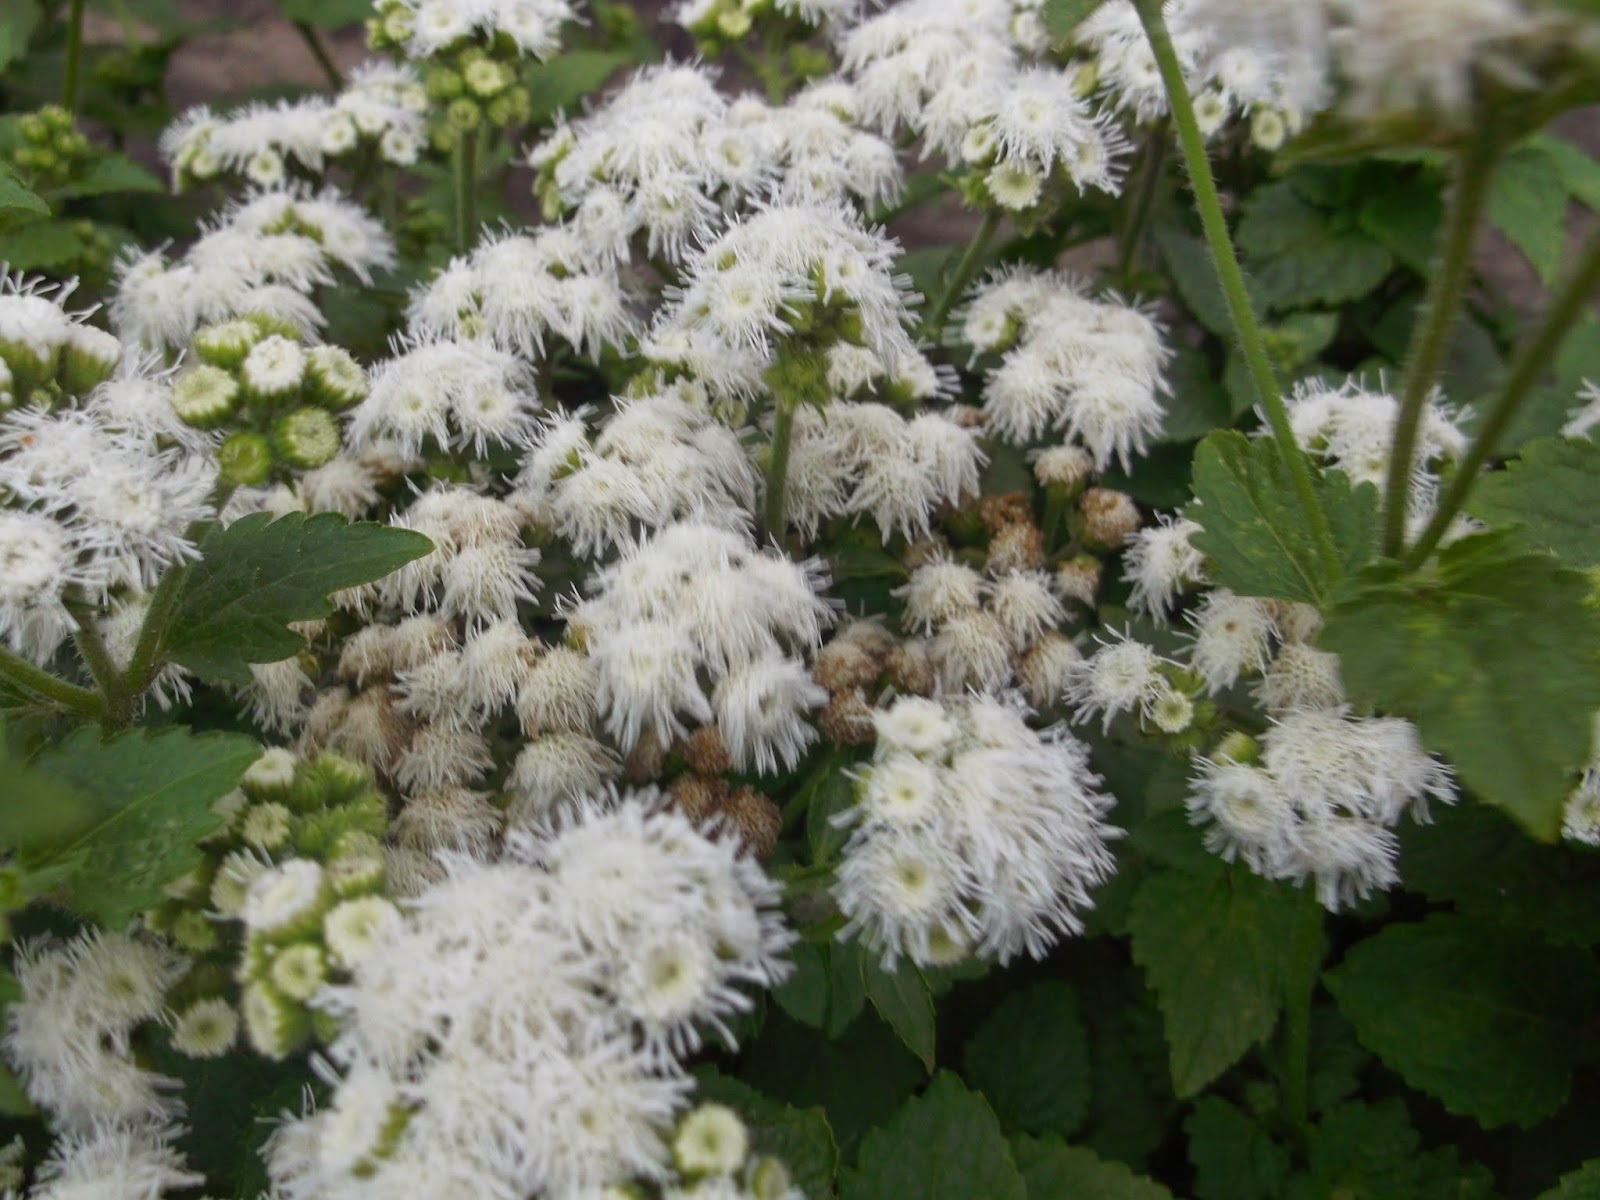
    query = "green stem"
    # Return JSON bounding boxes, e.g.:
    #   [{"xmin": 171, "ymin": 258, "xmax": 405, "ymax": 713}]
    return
[
  {"xmin": 453, "ymin": 130, "xmax": 479, "ymax": 253},
  {"xmin": 64, "ymin": 594, "xmax": 124, "ymax": 707},
  {"xmin": 1381, "ymin": 135, "xmax": 1499, "ymax": 555},
  {"xmin": 764, "ymin": 398, "xmax": 799, "ymax": 544},
  {"xmin": 1283, "ymin": 884, "xmax": 1323, "ymax": 1154},
  {"xmin": 62, "ymin": 0, "xmax": 87, "ymax": 114},
  {"xmin": 0, "ymin": 645, "xmax": 103, "ymax": 720},
  {"xmin": 1115, "ymin": 124, "xmax": 1168, "ymax": 287},
  {"xmin": 293, "ymin": 19, "xmax": 344, "ymax": 91},
  {"xmin": 1404, "ymin": 227, "xmax": 1600, "ymax": 570},
  {"xmin": 1132, "ymin": 0, "xmax": 1340, "ymax": 583},
  {"xmin": 924, "ymin": 209, "xmax": 1001, "ymax": 345}
]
